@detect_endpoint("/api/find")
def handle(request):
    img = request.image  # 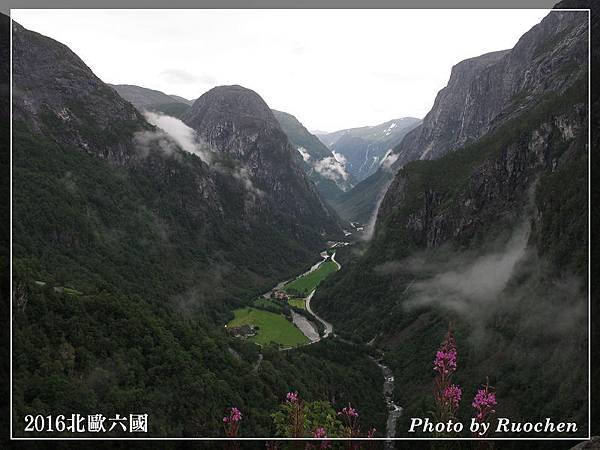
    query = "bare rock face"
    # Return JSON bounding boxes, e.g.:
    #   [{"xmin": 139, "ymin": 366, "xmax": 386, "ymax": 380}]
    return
[
  {"xmin": 391, "ymin": 9, "xmax": 588, "ymax": 167},
  {"xmin": 342, "ymin": 8, "xmax": 588, "ymax": 225},
  {"xmin": 379, "ymin": 103, "xmax": 587, "ymax": 250},
  {"xmin": 182, "ymin": 85, "xmax": 341, "ymax": 236},
  {"xmin": 11, "ymin": 22, "xmax": 151, "ymax": 165}
]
